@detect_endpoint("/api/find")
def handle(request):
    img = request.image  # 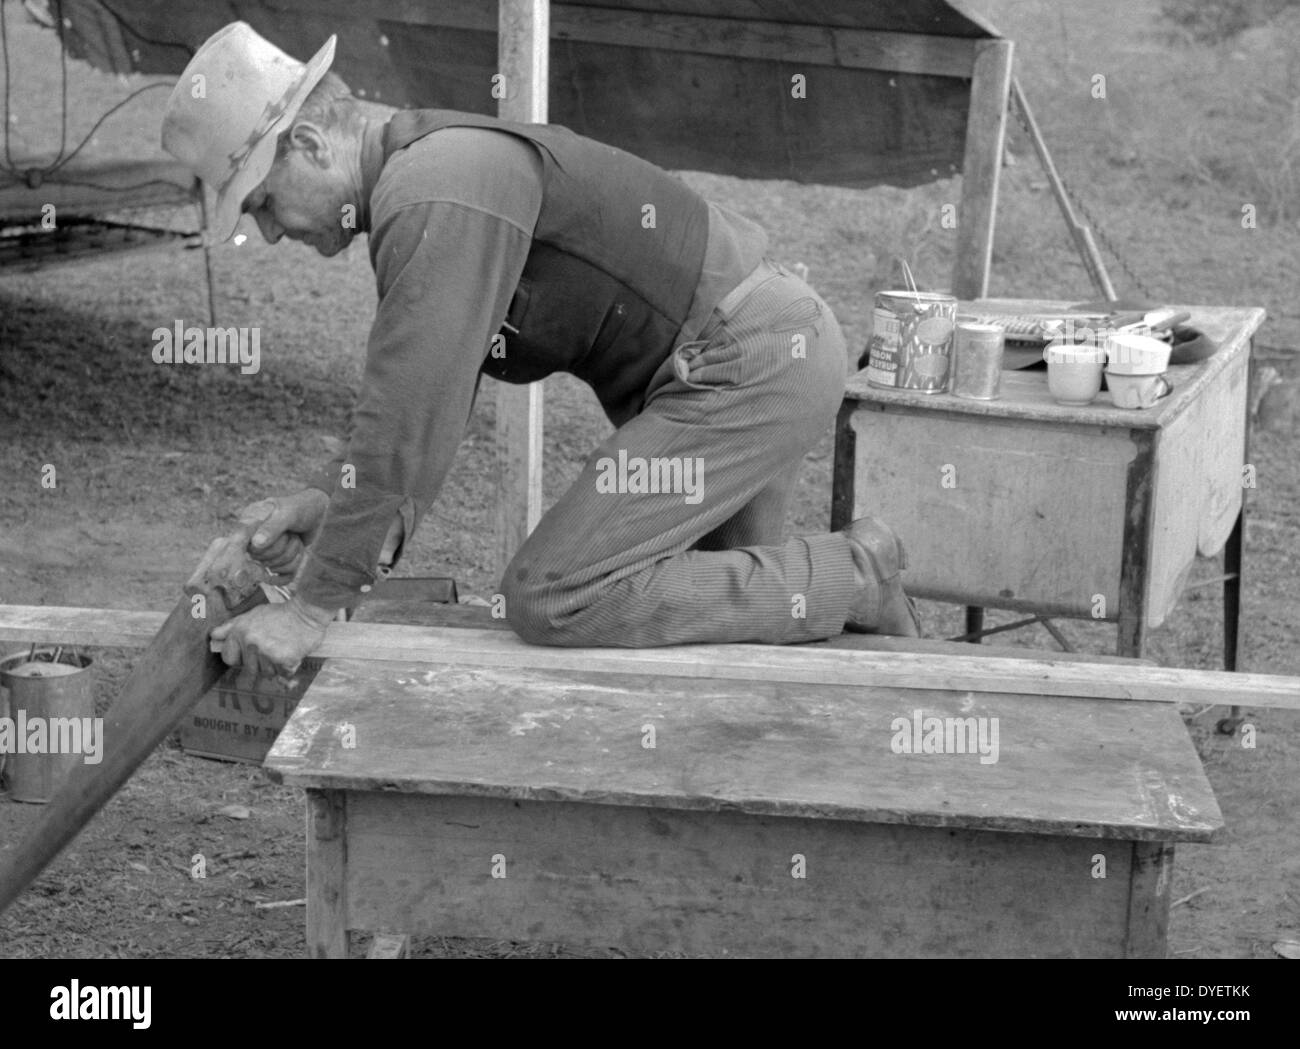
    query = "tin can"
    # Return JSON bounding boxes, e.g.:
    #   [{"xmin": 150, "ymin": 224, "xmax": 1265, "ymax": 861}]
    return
[
  {"xmin": 0, "ymin": 648, "xmax": 95, "ymax": 803},
  {"xmin": 865, "ymin": 291, "xmax": 957, "ymax": 392},
  {"xmin": 951, "ymin": 322, "xmax": 1006, "ymax": 400}
]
